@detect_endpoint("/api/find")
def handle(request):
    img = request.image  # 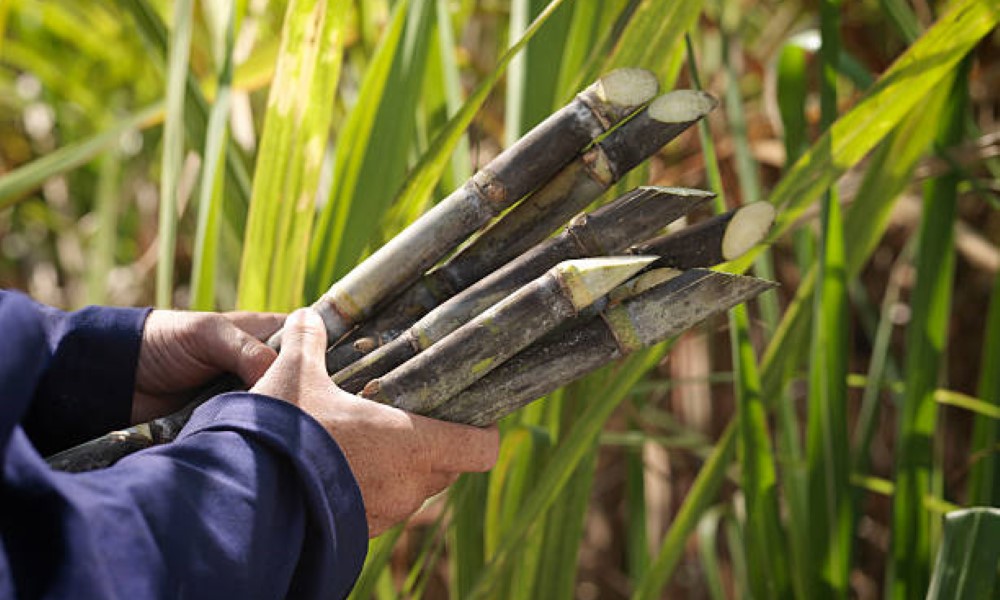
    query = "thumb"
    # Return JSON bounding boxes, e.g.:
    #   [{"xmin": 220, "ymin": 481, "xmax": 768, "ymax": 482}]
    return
[{"xmin": 277, "ymin": 308, "xmax": 329, "ymax": 368}]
